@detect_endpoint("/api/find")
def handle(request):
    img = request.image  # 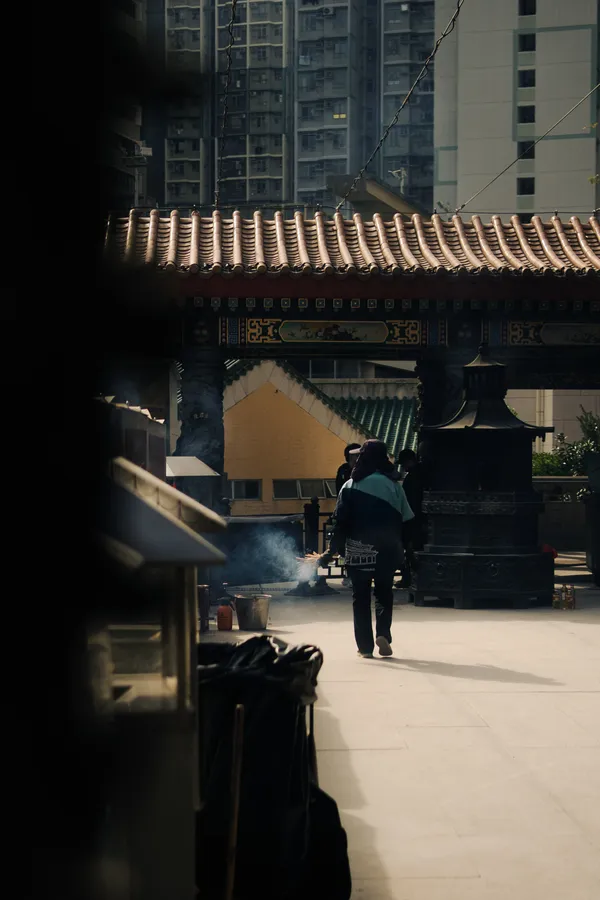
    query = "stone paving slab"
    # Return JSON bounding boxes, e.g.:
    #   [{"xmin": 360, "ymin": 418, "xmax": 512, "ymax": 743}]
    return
[{"xmin": 204, "ymin": 568, "xmax": 600, "ymax": 898}]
